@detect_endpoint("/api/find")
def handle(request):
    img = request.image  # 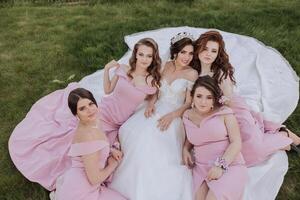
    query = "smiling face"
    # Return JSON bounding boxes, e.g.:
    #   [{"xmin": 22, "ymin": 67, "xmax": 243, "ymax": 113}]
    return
[
  {"xmin": 135, "ymin": 44, "xmax": 154, "ymax": 70},
  {"xmin": 76, "ymin": 98, "xmax": 98, "ymax": 123},
  {"xmin": 198, "ymin": 41, "xmax": 219, "ymax": 66},
  {"xmin": 175, "ymin": 44, "xmax": 194, "ymax": 67},
  {"xmin": 193, "ymin": 86, "xmax": 214, "ymax": 114}
]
